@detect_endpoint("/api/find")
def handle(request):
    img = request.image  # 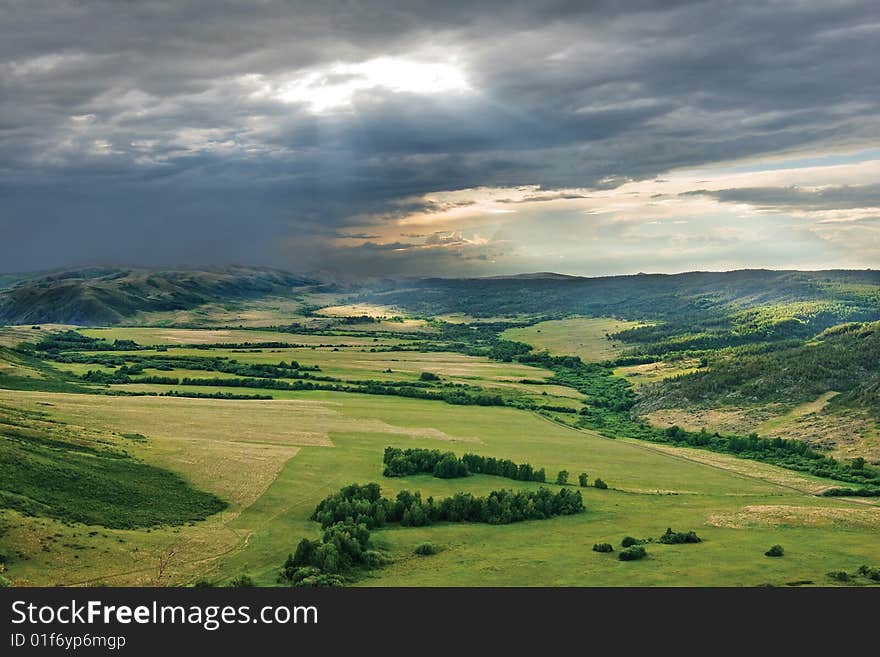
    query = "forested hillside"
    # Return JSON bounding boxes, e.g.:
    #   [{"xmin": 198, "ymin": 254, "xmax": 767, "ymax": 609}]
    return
[{"xmin": 637, "ymin": 322, "xmax": 880, "ymax": 415}]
